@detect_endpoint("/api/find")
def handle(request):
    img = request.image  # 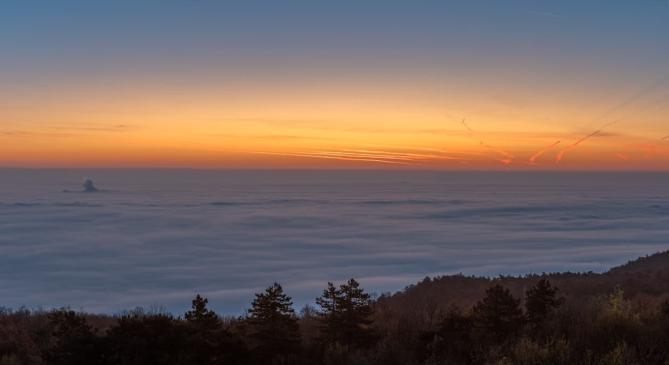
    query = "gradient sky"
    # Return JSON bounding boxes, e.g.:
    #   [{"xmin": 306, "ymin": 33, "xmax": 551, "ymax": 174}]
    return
[{"xmin": 1, "ymin": 0, "xmax": 668, "ymax": 169}]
